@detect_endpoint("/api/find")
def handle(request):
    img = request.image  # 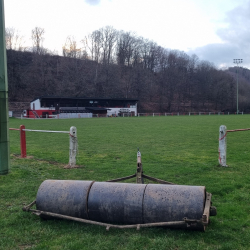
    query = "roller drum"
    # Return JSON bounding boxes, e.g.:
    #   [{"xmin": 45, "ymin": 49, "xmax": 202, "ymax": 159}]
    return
[
  {"xmin": 143, "ymin": 184, "xmax": 205, "ymax": 223},
  {"xmin": 88, "ymin": 182, "xmax": 147, "ymax": 224},
  {"xmin": 36, "ymin": 180, "xmax": 93, "ymax": 219},
  {"xmin": 35, "ymin": 180, "xmax": 207, "ymax": 228}
]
